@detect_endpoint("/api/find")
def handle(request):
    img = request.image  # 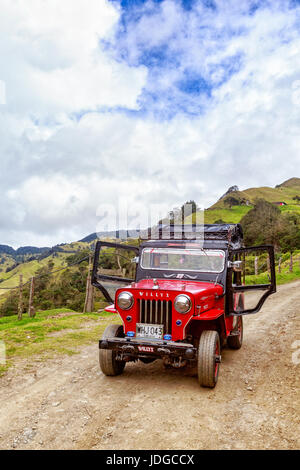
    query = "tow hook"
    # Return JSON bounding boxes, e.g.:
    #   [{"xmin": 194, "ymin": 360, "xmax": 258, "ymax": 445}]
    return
[
  {"xmin": 157, "ymin": 347, "xmax": 171, "ymax": 355},
  {"xmin": 215, "ymin": 355, "xmax": 222, "ymax": 363},
  {"xmin": 173, "ymin": 357, "xmax": 187, "ymax": 368}
]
